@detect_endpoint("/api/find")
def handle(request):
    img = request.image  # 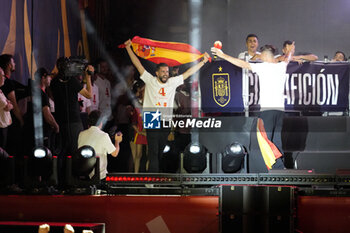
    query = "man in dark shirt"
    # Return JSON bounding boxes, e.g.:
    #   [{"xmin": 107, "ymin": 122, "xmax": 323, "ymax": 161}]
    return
[
  {"xmin": 50, "ymin": 57, "xmax": 93, "ymax": 158},
  {"xmin": 24, "ymin": 68, "xmax": 60, "ymax": 155}
]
